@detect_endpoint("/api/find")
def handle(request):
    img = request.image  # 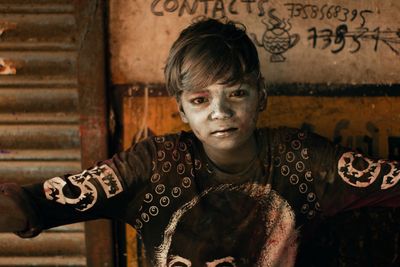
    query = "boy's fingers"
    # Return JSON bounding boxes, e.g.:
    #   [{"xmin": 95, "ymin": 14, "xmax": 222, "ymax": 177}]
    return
[{"xmin": 0, "ymin": 193, "xmax": 27, "ymax": 232}]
